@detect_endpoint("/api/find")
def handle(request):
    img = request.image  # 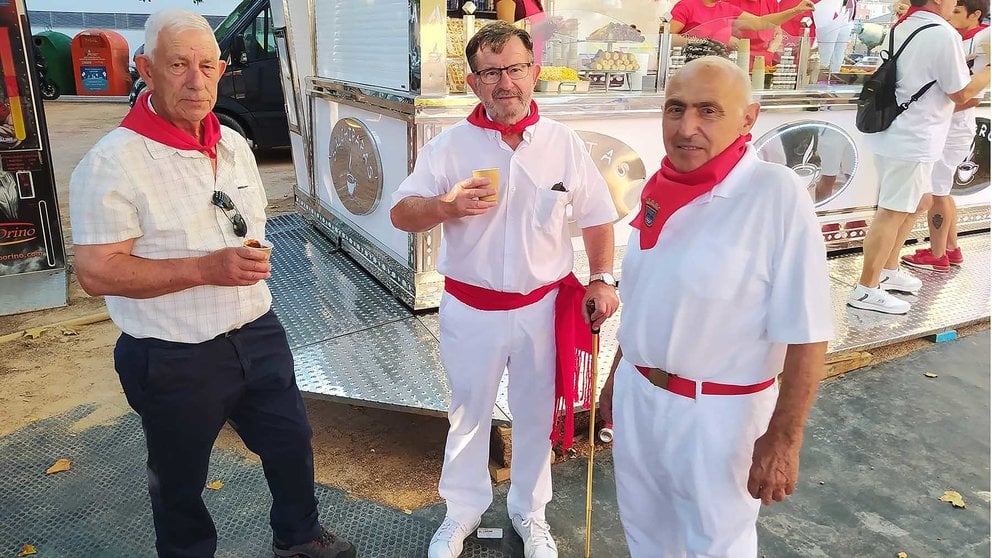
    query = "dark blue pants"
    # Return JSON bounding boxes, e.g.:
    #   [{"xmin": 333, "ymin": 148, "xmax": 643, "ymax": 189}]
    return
[{"xmin": 114, "ymin": 310, "xmax": 320, "ymax": 558}]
